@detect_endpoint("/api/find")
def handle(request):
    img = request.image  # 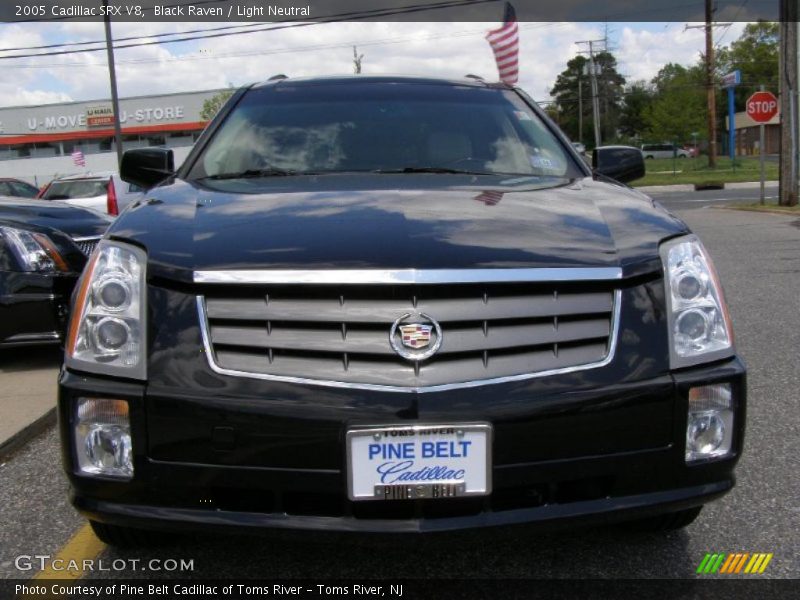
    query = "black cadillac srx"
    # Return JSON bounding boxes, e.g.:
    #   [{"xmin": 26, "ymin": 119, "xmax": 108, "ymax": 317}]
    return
[
  {"xmin": 1, "ymin": 197, "xmax": 110, "ymax": 348},
  {"xmin": 58, "ymin": 76, "xmax": 746, "ymax": 546}
]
